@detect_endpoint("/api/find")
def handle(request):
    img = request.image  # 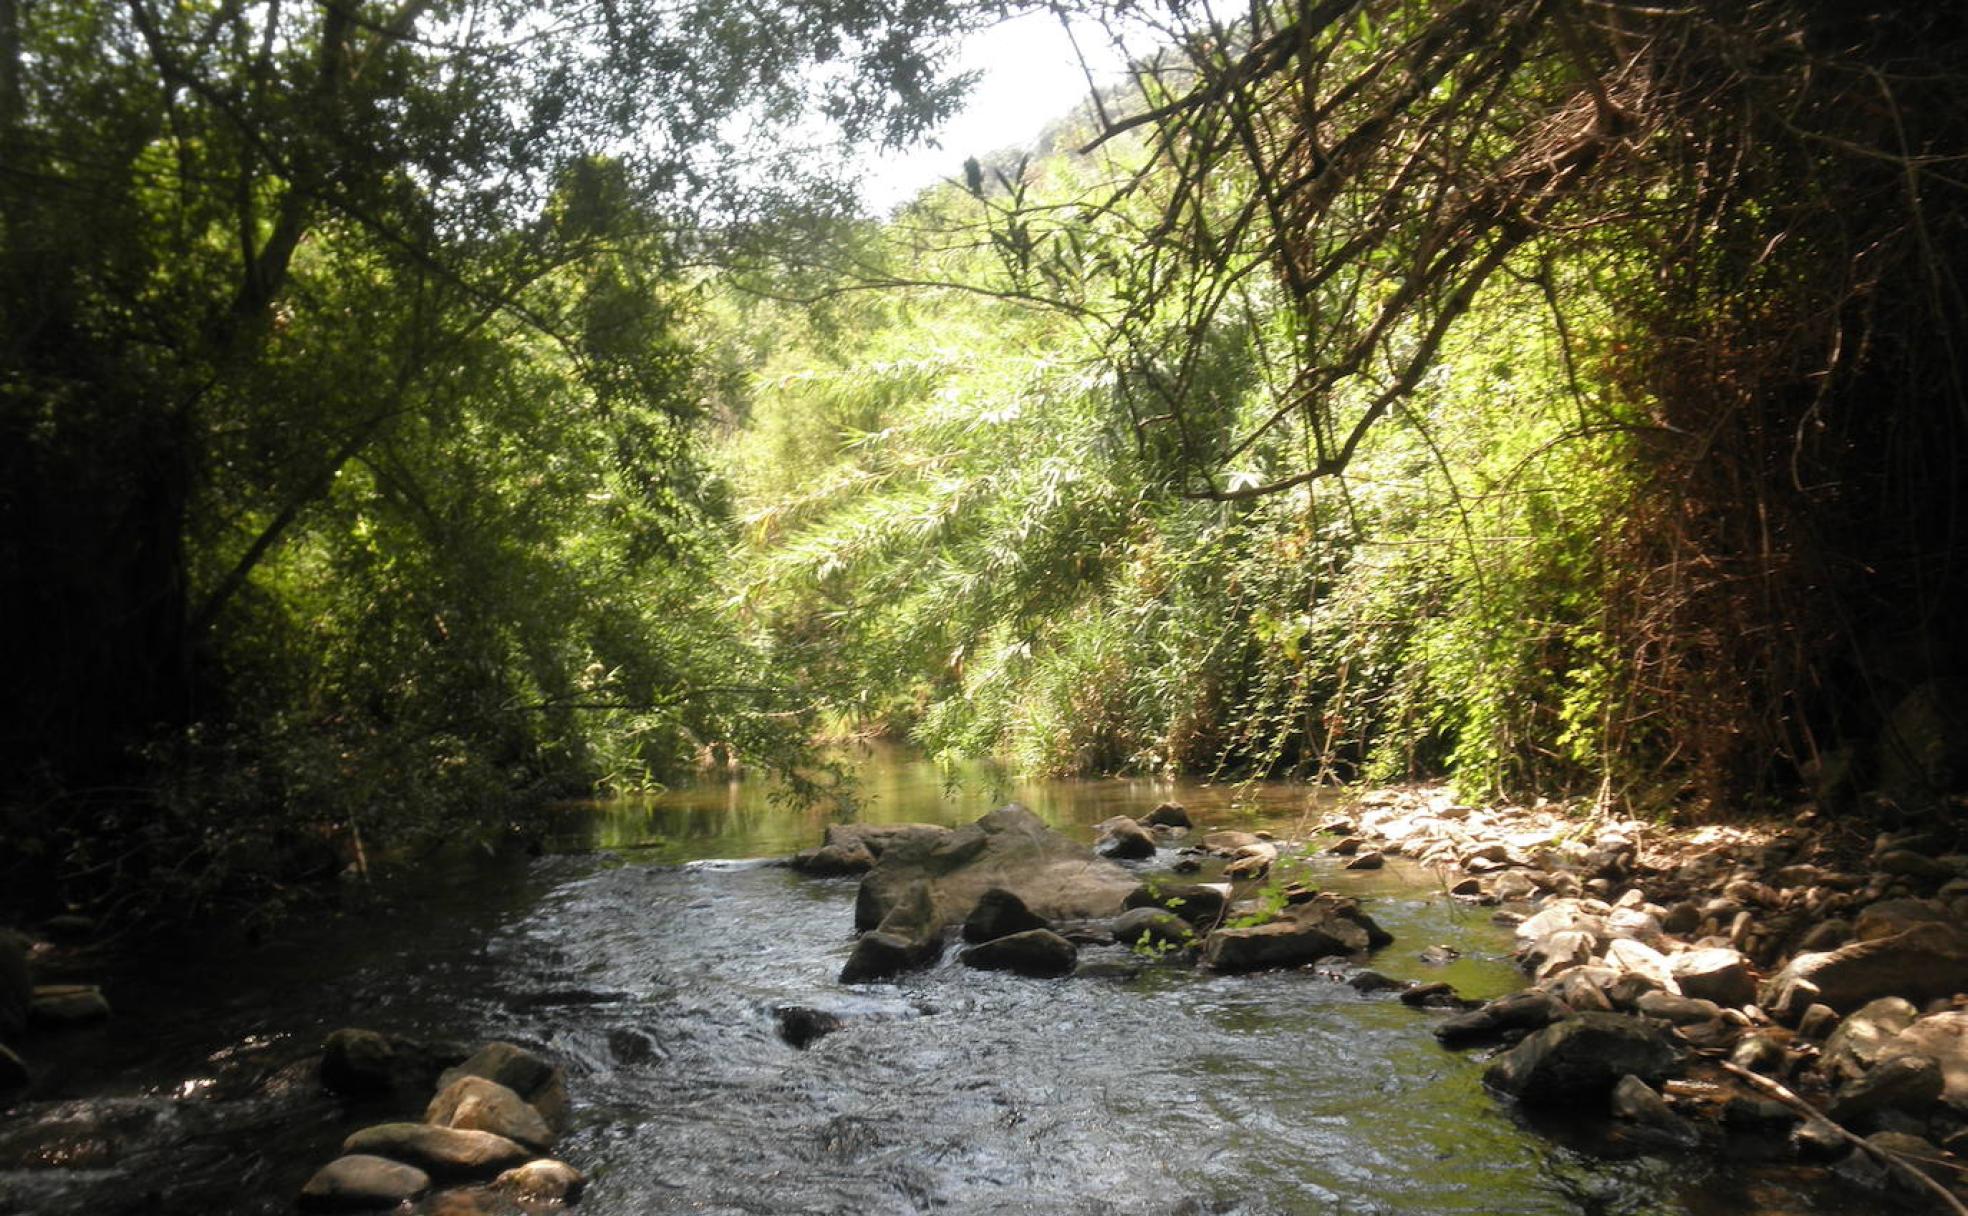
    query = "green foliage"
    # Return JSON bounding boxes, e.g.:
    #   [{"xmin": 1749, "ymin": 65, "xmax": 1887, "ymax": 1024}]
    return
[{"xmin": 0, "ymin": 0, "xmax": 983, "ymax": 923}]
